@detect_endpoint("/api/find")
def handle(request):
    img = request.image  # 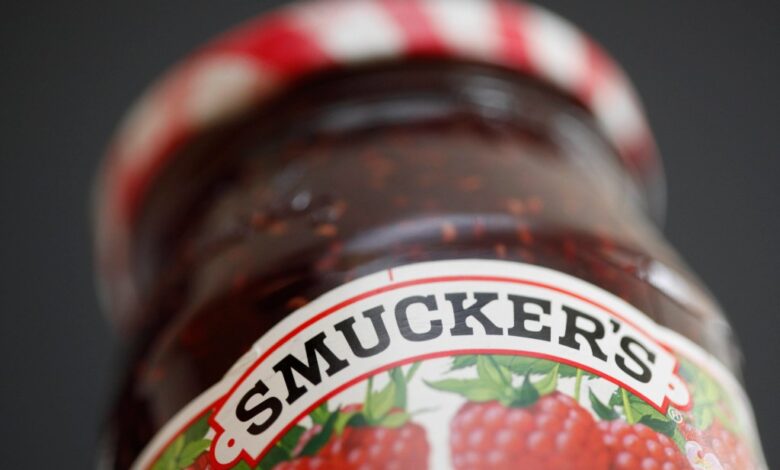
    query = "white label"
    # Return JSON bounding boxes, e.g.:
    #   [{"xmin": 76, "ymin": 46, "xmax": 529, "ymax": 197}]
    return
[{"xmin": 133, "ymin": 260, "xmax": 765, "ymax": 470}]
